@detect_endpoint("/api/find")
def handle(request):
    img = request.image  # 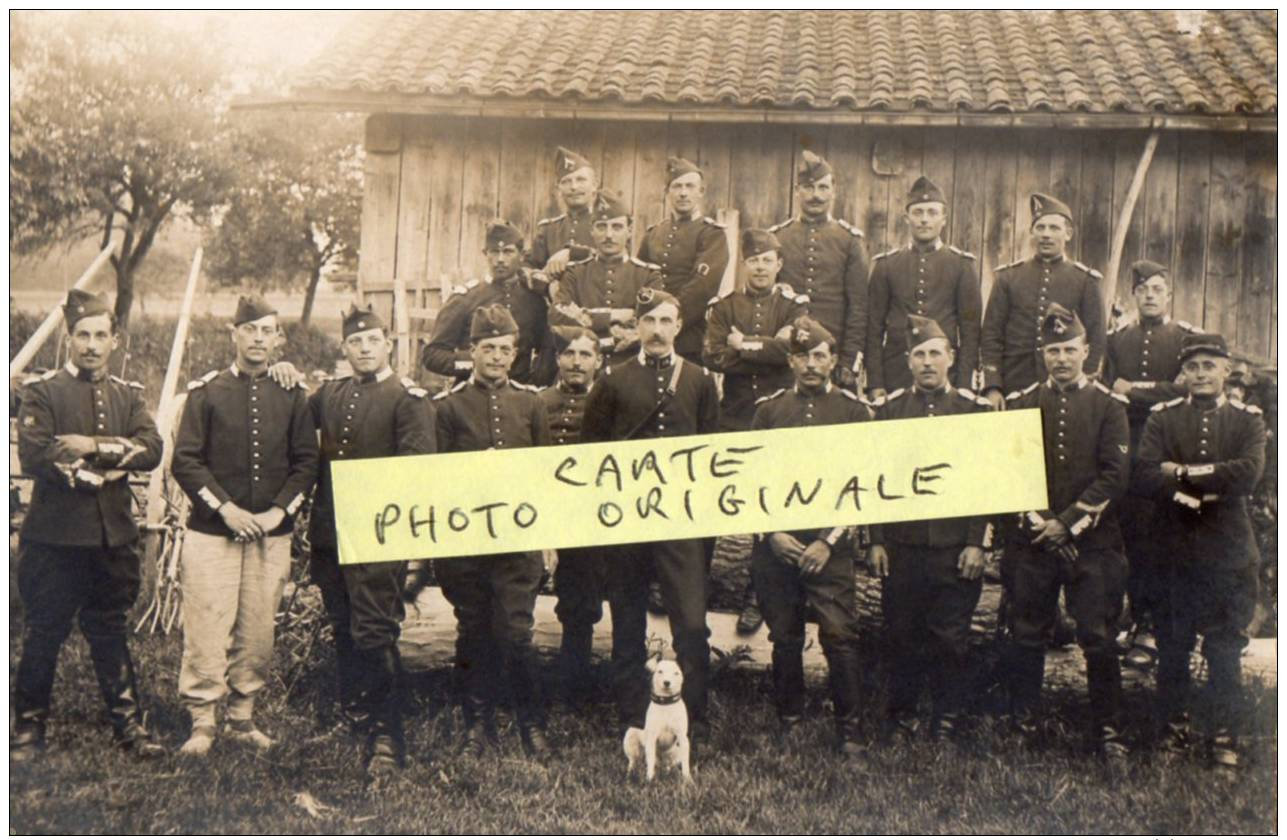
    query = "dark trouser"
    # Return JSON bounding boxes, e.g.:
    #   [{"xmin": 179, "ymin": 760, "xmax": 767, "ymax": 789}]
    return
[
  {"xmin": 310, "ymin": 545, "xmax": 408, "ymax": 742},
  {"xmin": 1118, "ymin": 493, "xmax": 1161, "ymax": 631},
  {"xmin": 1007, "ymin": 544, "xmax": 1126, "ymax": 727},
  {"xmin": 554, "ymin": 546, "xmax": 604, "ymax": 692},
  {"xmin": 751, "ymin": 536, "xmax": 862, "ymax": 727},
  {"xmin": 435, "ymin": 552, "xmax": 545, "ymax": 725},
  {"xmin": 880, "ymin": 543, "xmax": 982, "ymax": 721},
  {"xmin": 14, "ymin": 539, "xmax": 146, "ymax": 732},
  {"xmin": 1154, "ymin": 562, "xmax": 1257, "ymax": 728},
  {"xmin": 605, "ymin": 539, "xmax": 710, "ymax": 725}
]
